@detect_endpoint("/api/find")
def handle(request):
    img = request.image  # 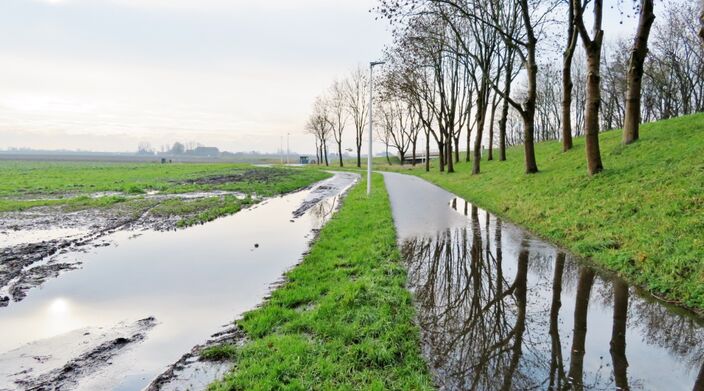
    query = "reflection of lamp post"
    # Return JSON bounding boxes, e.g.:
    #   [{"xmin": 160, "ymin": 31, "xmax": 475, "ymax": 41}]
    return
[{"xmin": 368, "ymin": 61, "xmax": 385, "ymax": 196}]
